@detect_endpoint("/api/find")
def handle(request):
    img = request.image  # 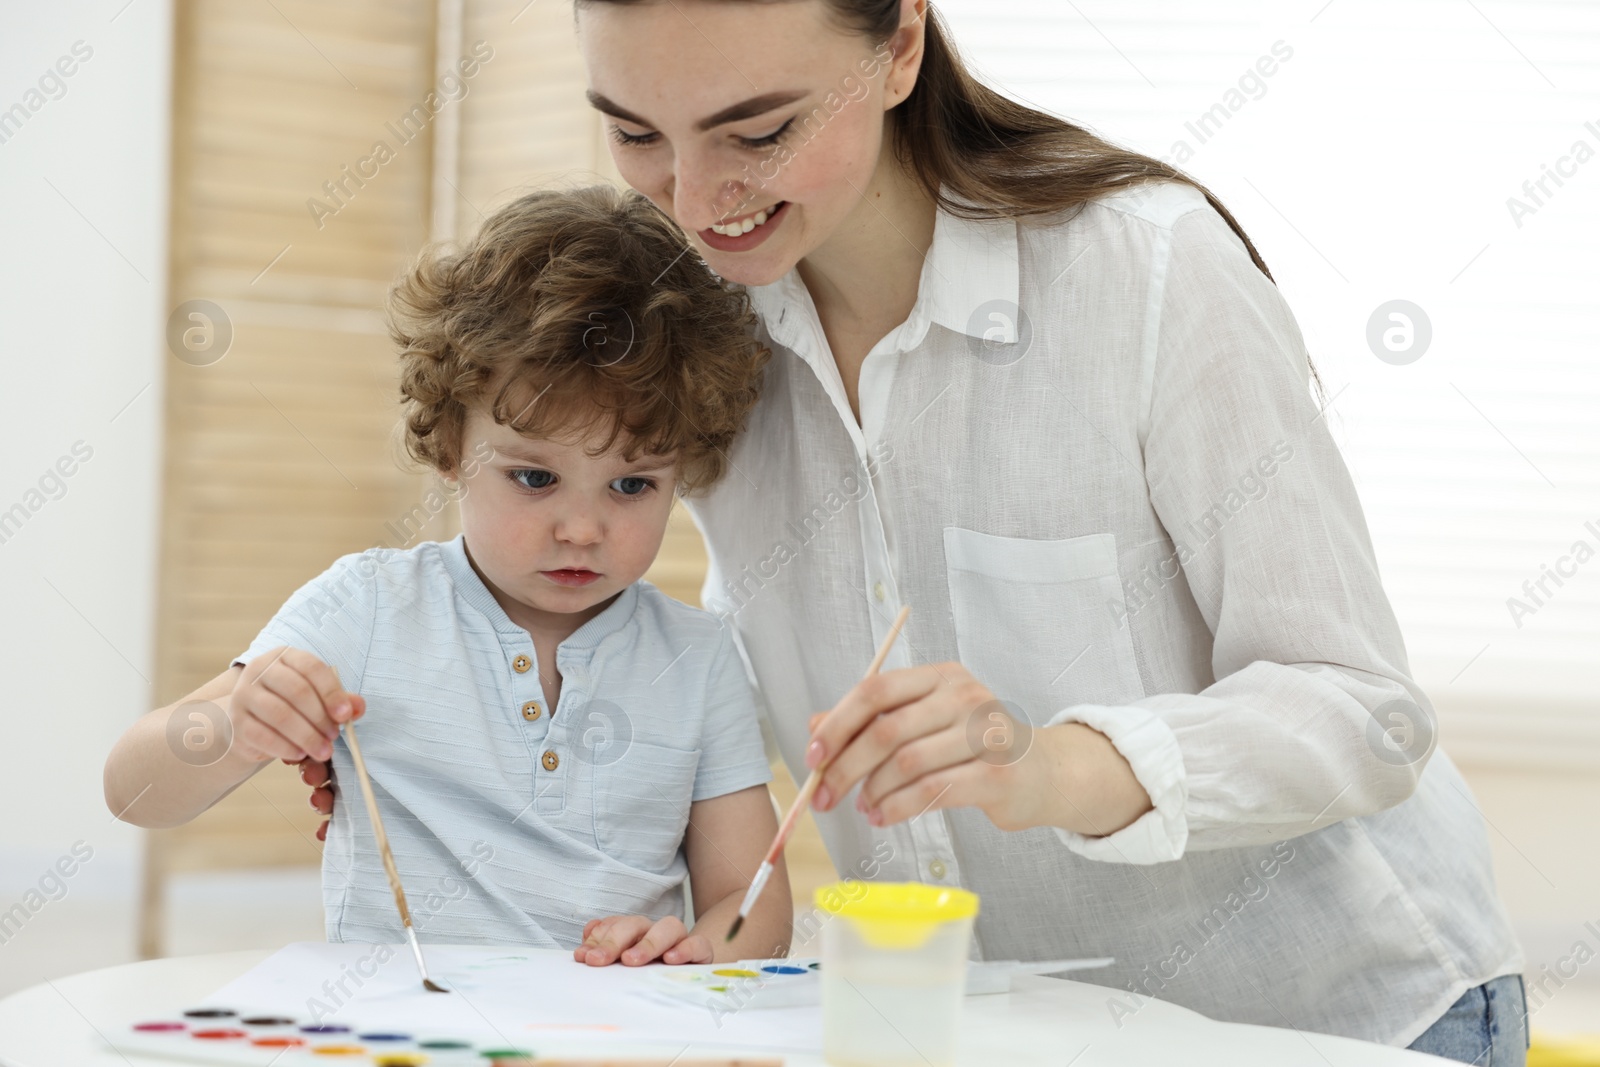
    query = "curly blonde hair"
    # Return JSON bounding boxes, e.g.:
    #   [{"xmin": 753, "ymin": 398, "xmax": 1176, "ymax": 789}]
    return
[{"xmin": 388, "ymin": 184, "xmax": 769, "ymax": 494}]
